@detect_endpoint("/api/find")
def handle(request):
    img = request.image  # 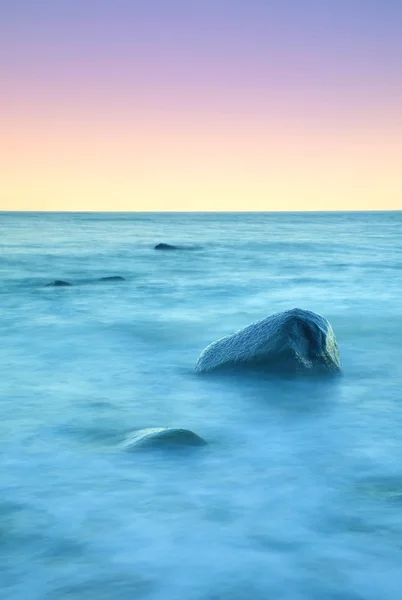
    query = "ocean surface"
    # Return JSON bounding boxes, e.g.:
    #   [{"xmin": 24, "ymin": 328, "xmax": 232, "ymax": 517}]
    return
[{"xmin": 1, "ymin": 211, "xmax": 402, "ymax": 600}]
